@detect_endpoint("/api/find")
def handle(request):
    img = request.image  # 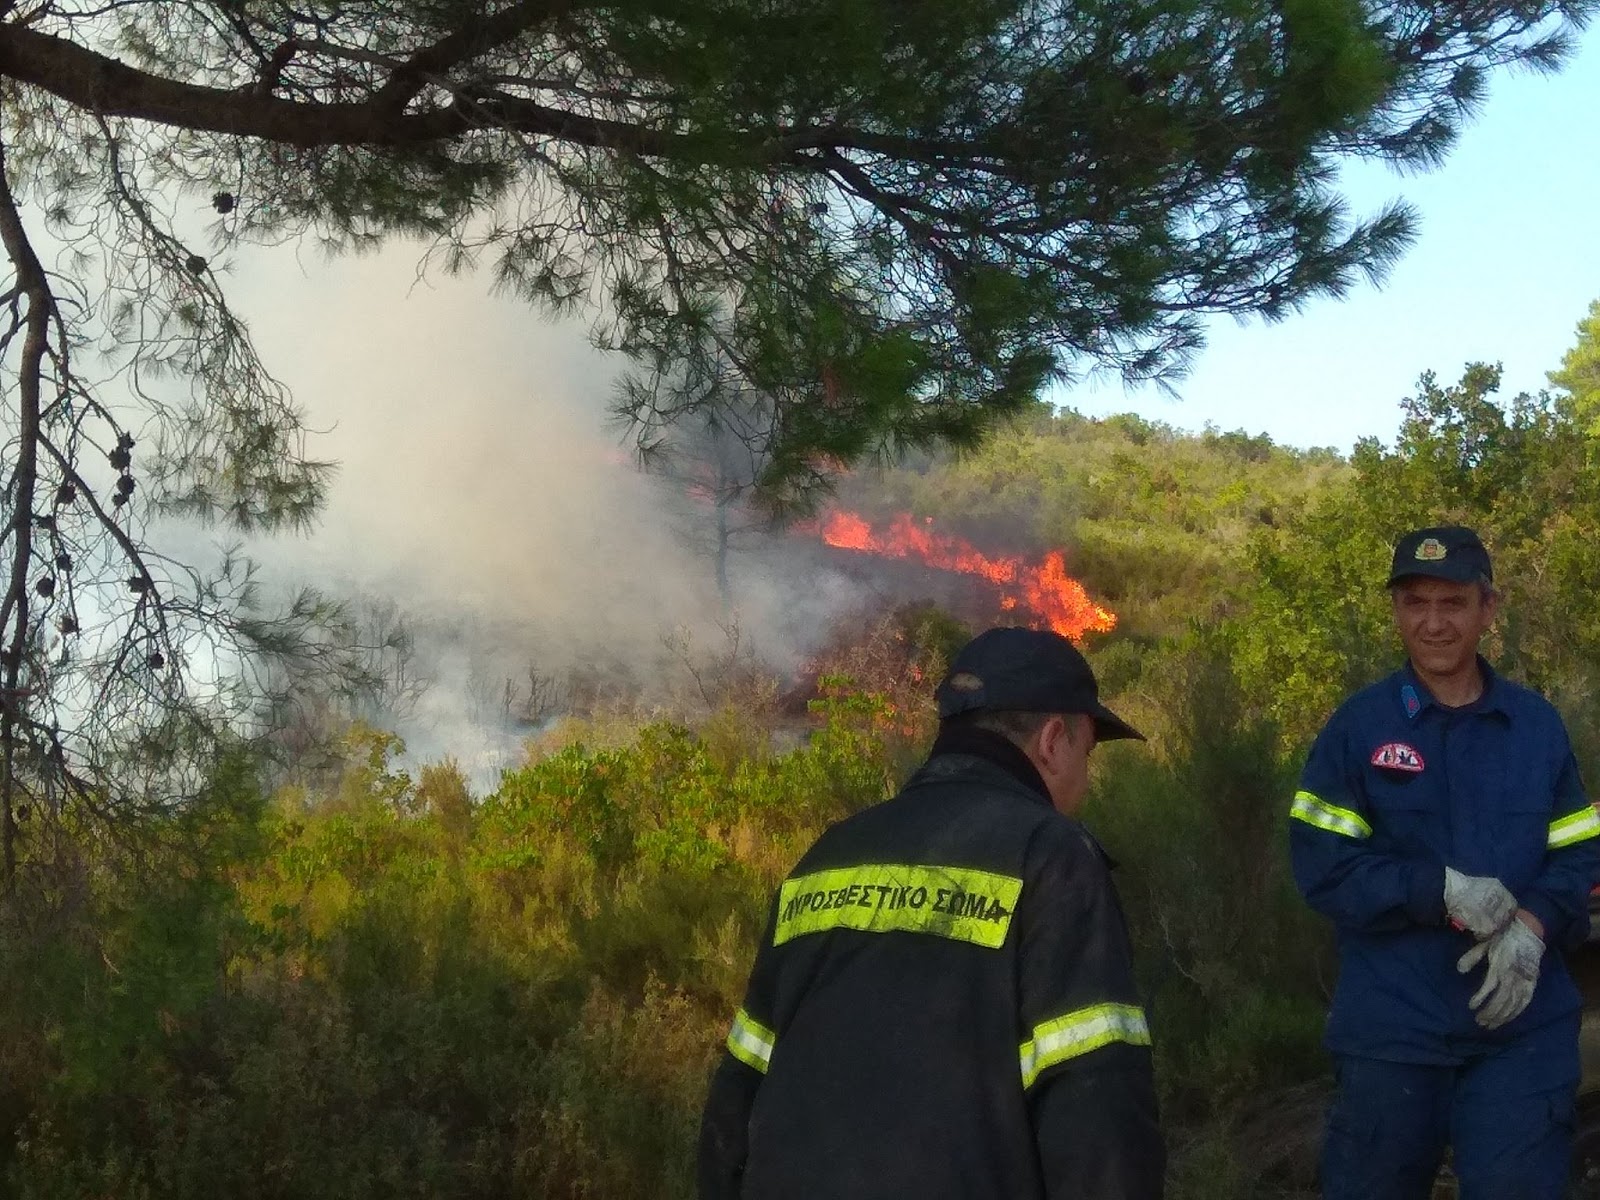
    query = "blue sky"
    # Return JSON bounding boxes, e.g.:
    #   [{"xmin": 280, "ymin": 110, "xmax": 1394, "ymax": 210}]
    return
[{"xmin": 1061, "ymin": 23, "xmax": 1600, "ymax": 454}]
